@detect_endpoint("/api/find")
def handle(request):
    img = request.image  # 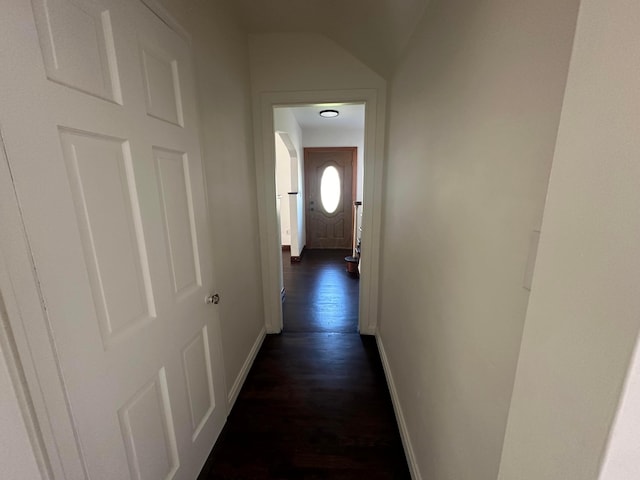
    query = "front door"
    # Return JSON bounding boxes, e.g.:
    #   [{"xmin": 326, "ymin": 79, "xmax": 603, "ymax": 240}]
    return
[
  {"xmin": 304, "ymin": 147, "xmax": 356, "ymax": 249},
  {"xmin": 1, "ymin": 1, "xmax": 226, "ymax": 479}
]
